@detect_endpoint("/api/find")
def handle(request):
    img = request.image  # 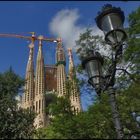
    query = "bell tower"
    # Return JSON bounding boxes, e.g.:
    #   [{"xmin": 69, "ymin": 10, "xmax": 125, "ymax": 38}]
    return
[
  {"xmin": 68, "ymin": 48, "xmax": 82, "ymax": 114},
  {"xmin": 56, "ymin": 38, "xmax": 67, "ymax": 97},
  {"xmin": 34, "ymin": 35, "xmax": 46, "ymax": 128},
  {"xmin": 22, "ymin": 42, "xmax": 34, "ymax": 110}
]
